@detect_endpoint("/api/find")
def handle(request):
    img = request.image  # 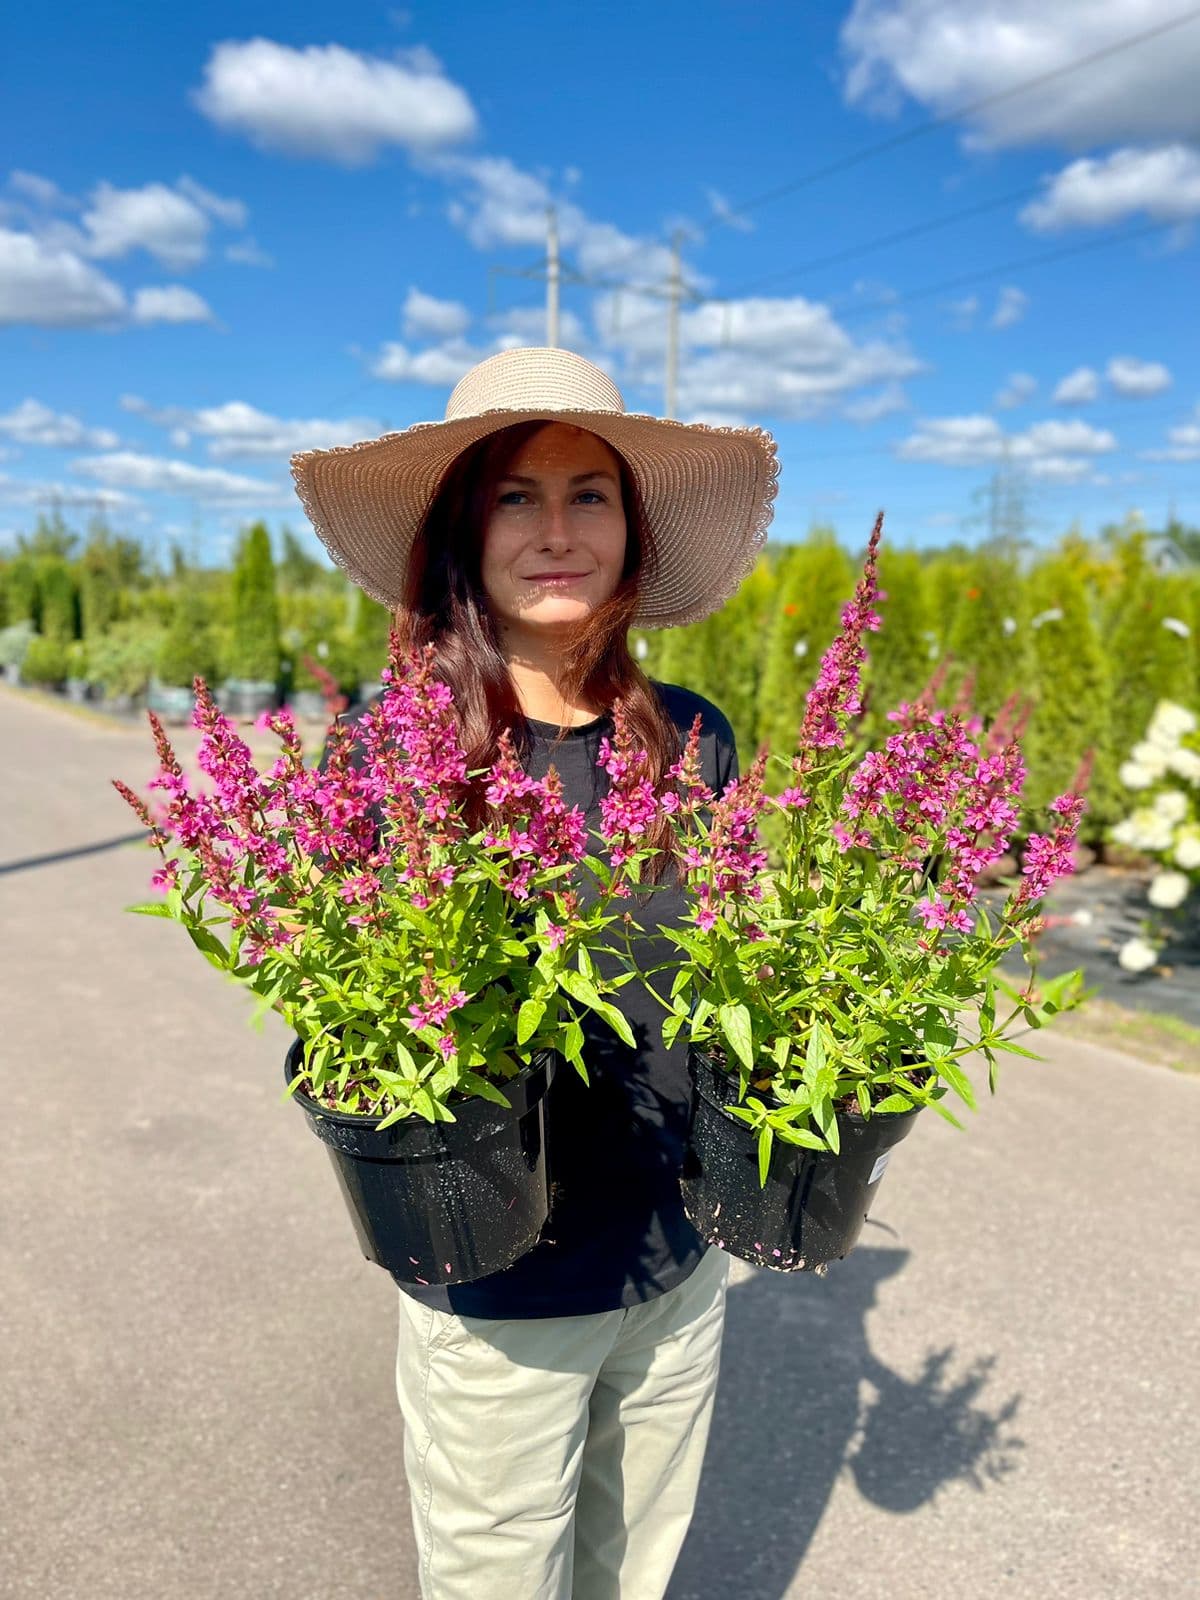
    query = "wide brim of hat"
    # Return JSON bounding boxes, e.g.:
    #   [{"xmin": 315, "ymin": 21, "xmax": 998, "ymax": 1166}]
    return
[{"xmin": 290, "ymin": 407, "xmax": 778, "ymax": 629}]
